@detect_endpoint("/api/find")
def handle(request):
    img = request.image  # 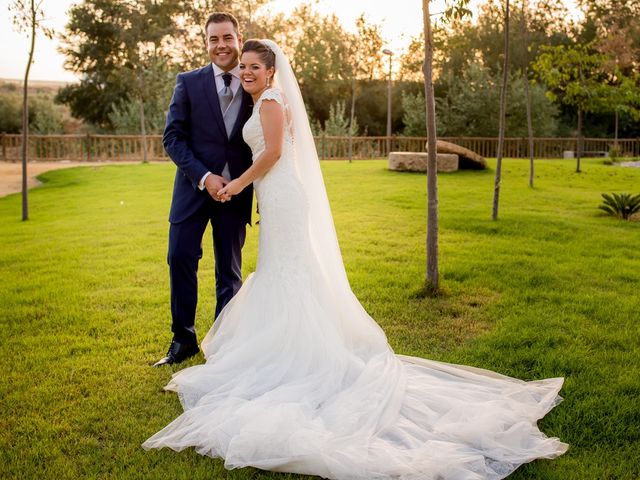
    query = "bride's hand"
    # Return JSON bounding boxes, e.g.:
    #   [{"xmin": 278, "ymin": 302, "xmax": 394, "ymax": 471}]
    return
[{"xmin": 217, "ymin": 179, "xmax": 245, "ymax": 202}]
